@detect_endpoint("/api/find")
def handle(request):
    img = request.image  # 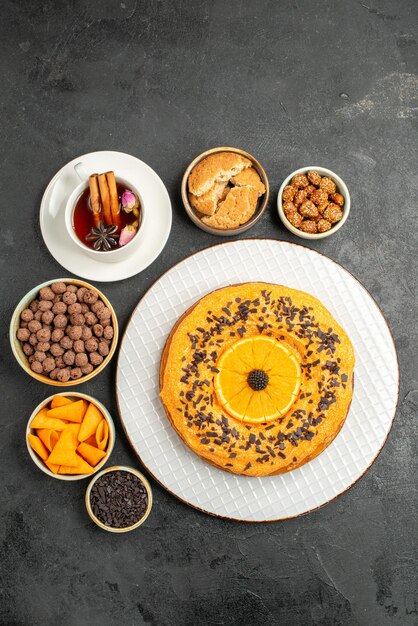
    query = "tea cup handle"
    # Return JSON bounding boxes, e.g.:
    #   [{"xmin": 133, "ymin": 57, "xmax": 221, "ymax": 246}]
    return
[{"xmin": 74, "ymin": 162, "xmax": 89, "ymax": 182}]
